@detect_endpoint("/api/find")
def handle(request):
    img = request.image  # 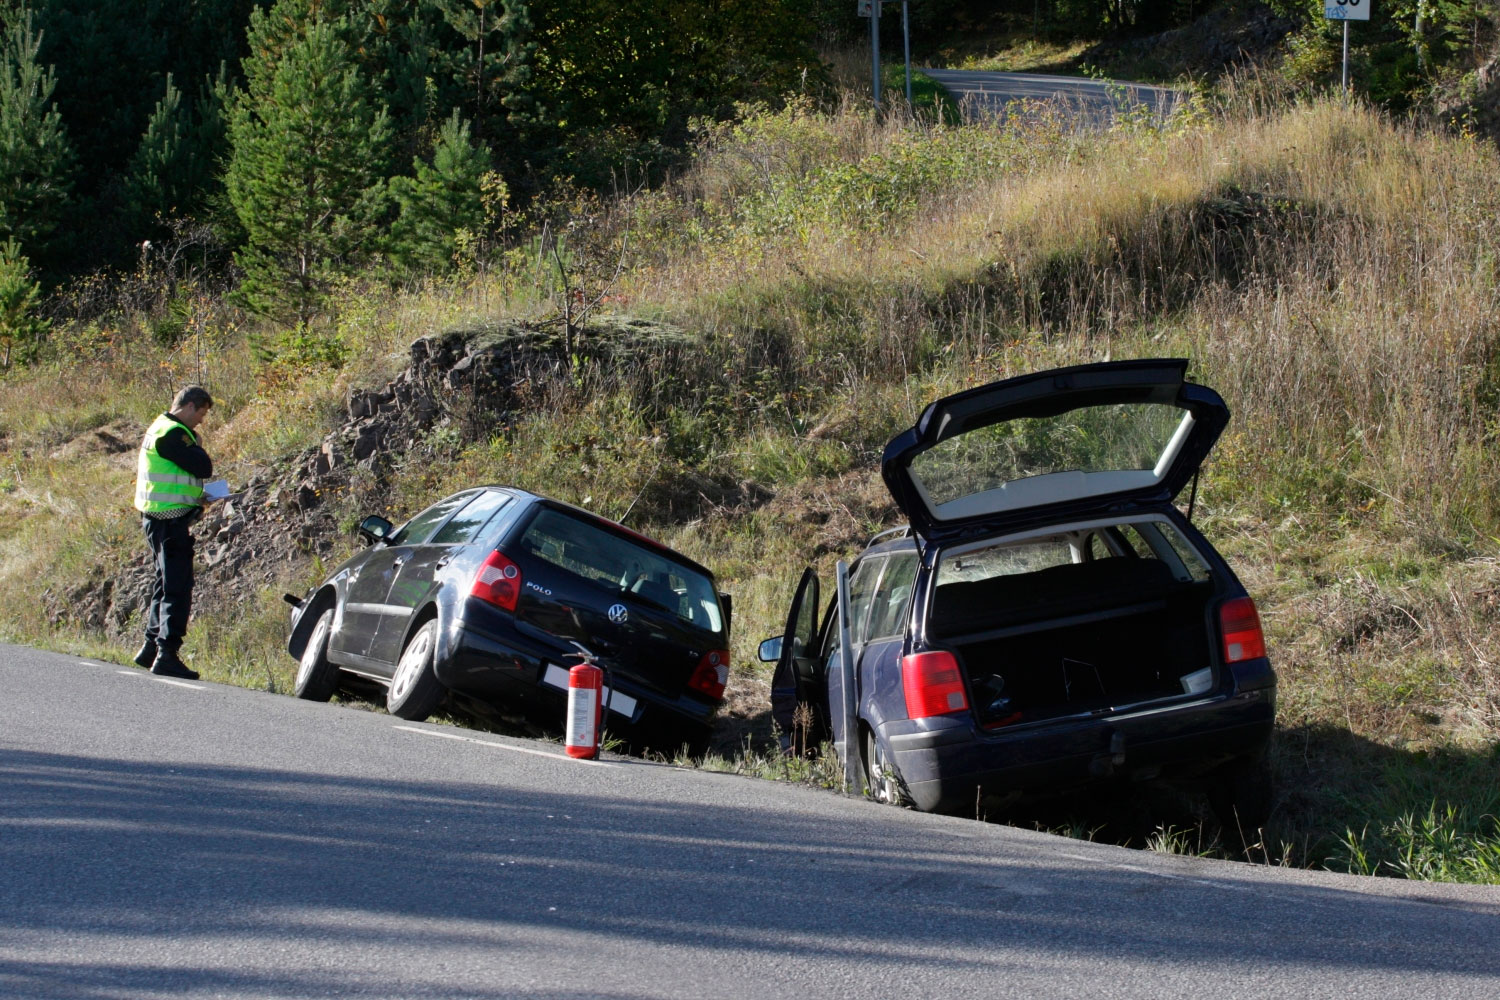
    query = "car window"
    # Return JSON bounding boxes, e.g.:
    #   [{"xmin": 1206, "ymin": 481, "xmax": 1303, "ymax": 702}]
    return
[
  {"xmin": 390, "ymin": 492, "xmax": 475, "ymax": 545},
  {"xmin": 1144, "ymin": 521, "xmax": 1213, "ymax": 582},
  {"xmin": 519, "ymin": 508, "xmax": 723, "ymax": 634},
  {"xmin": 431, "ymin": 491, "xmax": 511, "ymax": 545},
  {"xmin": 846, "ymin": 557, "xmax": 885, "ymax": 647},
  {"xmin": 866, "ymin": 552, "xmax": 919, "ymax": 640},
  {"xmin": 936, "ymin": 536, "xmax": 1074, "ymax": 586},
  {"xmin": 1116, "ymin": 524, "xmax": 1155, "ymax": 559}
]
